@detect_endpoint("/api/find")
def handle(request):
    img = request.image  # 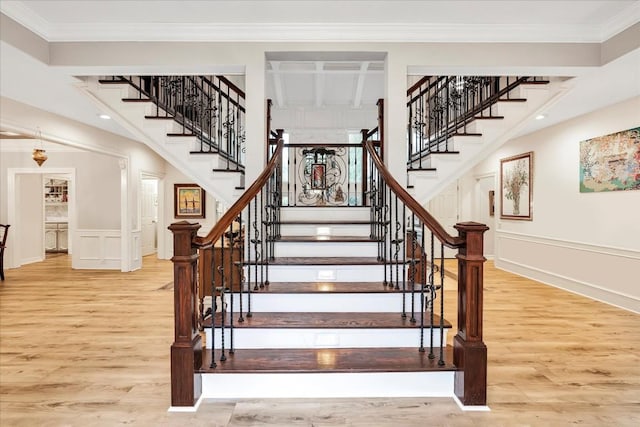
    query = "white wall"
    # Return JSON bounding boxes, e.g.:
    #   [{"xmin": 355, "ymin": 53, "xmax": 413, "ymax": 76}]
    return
[
  {"xmin": 463, "ymin": 96, "xmax": 640, "ymax": 312},
  {"xmin": 158, "ymin": 162, "xmax": 220, "ymax": 260},
  {"xmin": 16, "ymin": 174, "xmax": 44, "ymax": 265}
]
